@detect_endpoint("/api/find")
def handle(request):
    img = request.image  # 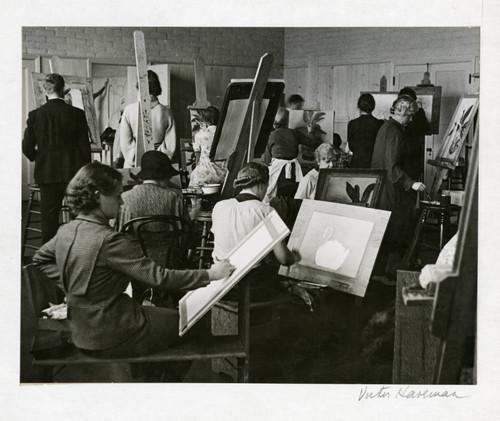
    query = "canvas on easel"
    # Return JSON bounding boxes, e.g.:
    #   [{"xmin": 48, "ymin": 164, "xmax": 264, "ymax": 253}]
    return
[
  {"xmin": 210, "ymin": 57, "xmax": 285, "ymax": 199},
  {"xmin": 209, "ymin": 78, "xmax": 284, "ymax": 161},
  {"xmin": 31, "ymin": 72, "xmax": 102, "ymax": 152},
  {"xmin": 427, "ymin": 94, "xmax": 478, "ymax": 170},
  {"xmin": 279, "ymin": 199, "xmax": 390, "ymax": 297}
]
